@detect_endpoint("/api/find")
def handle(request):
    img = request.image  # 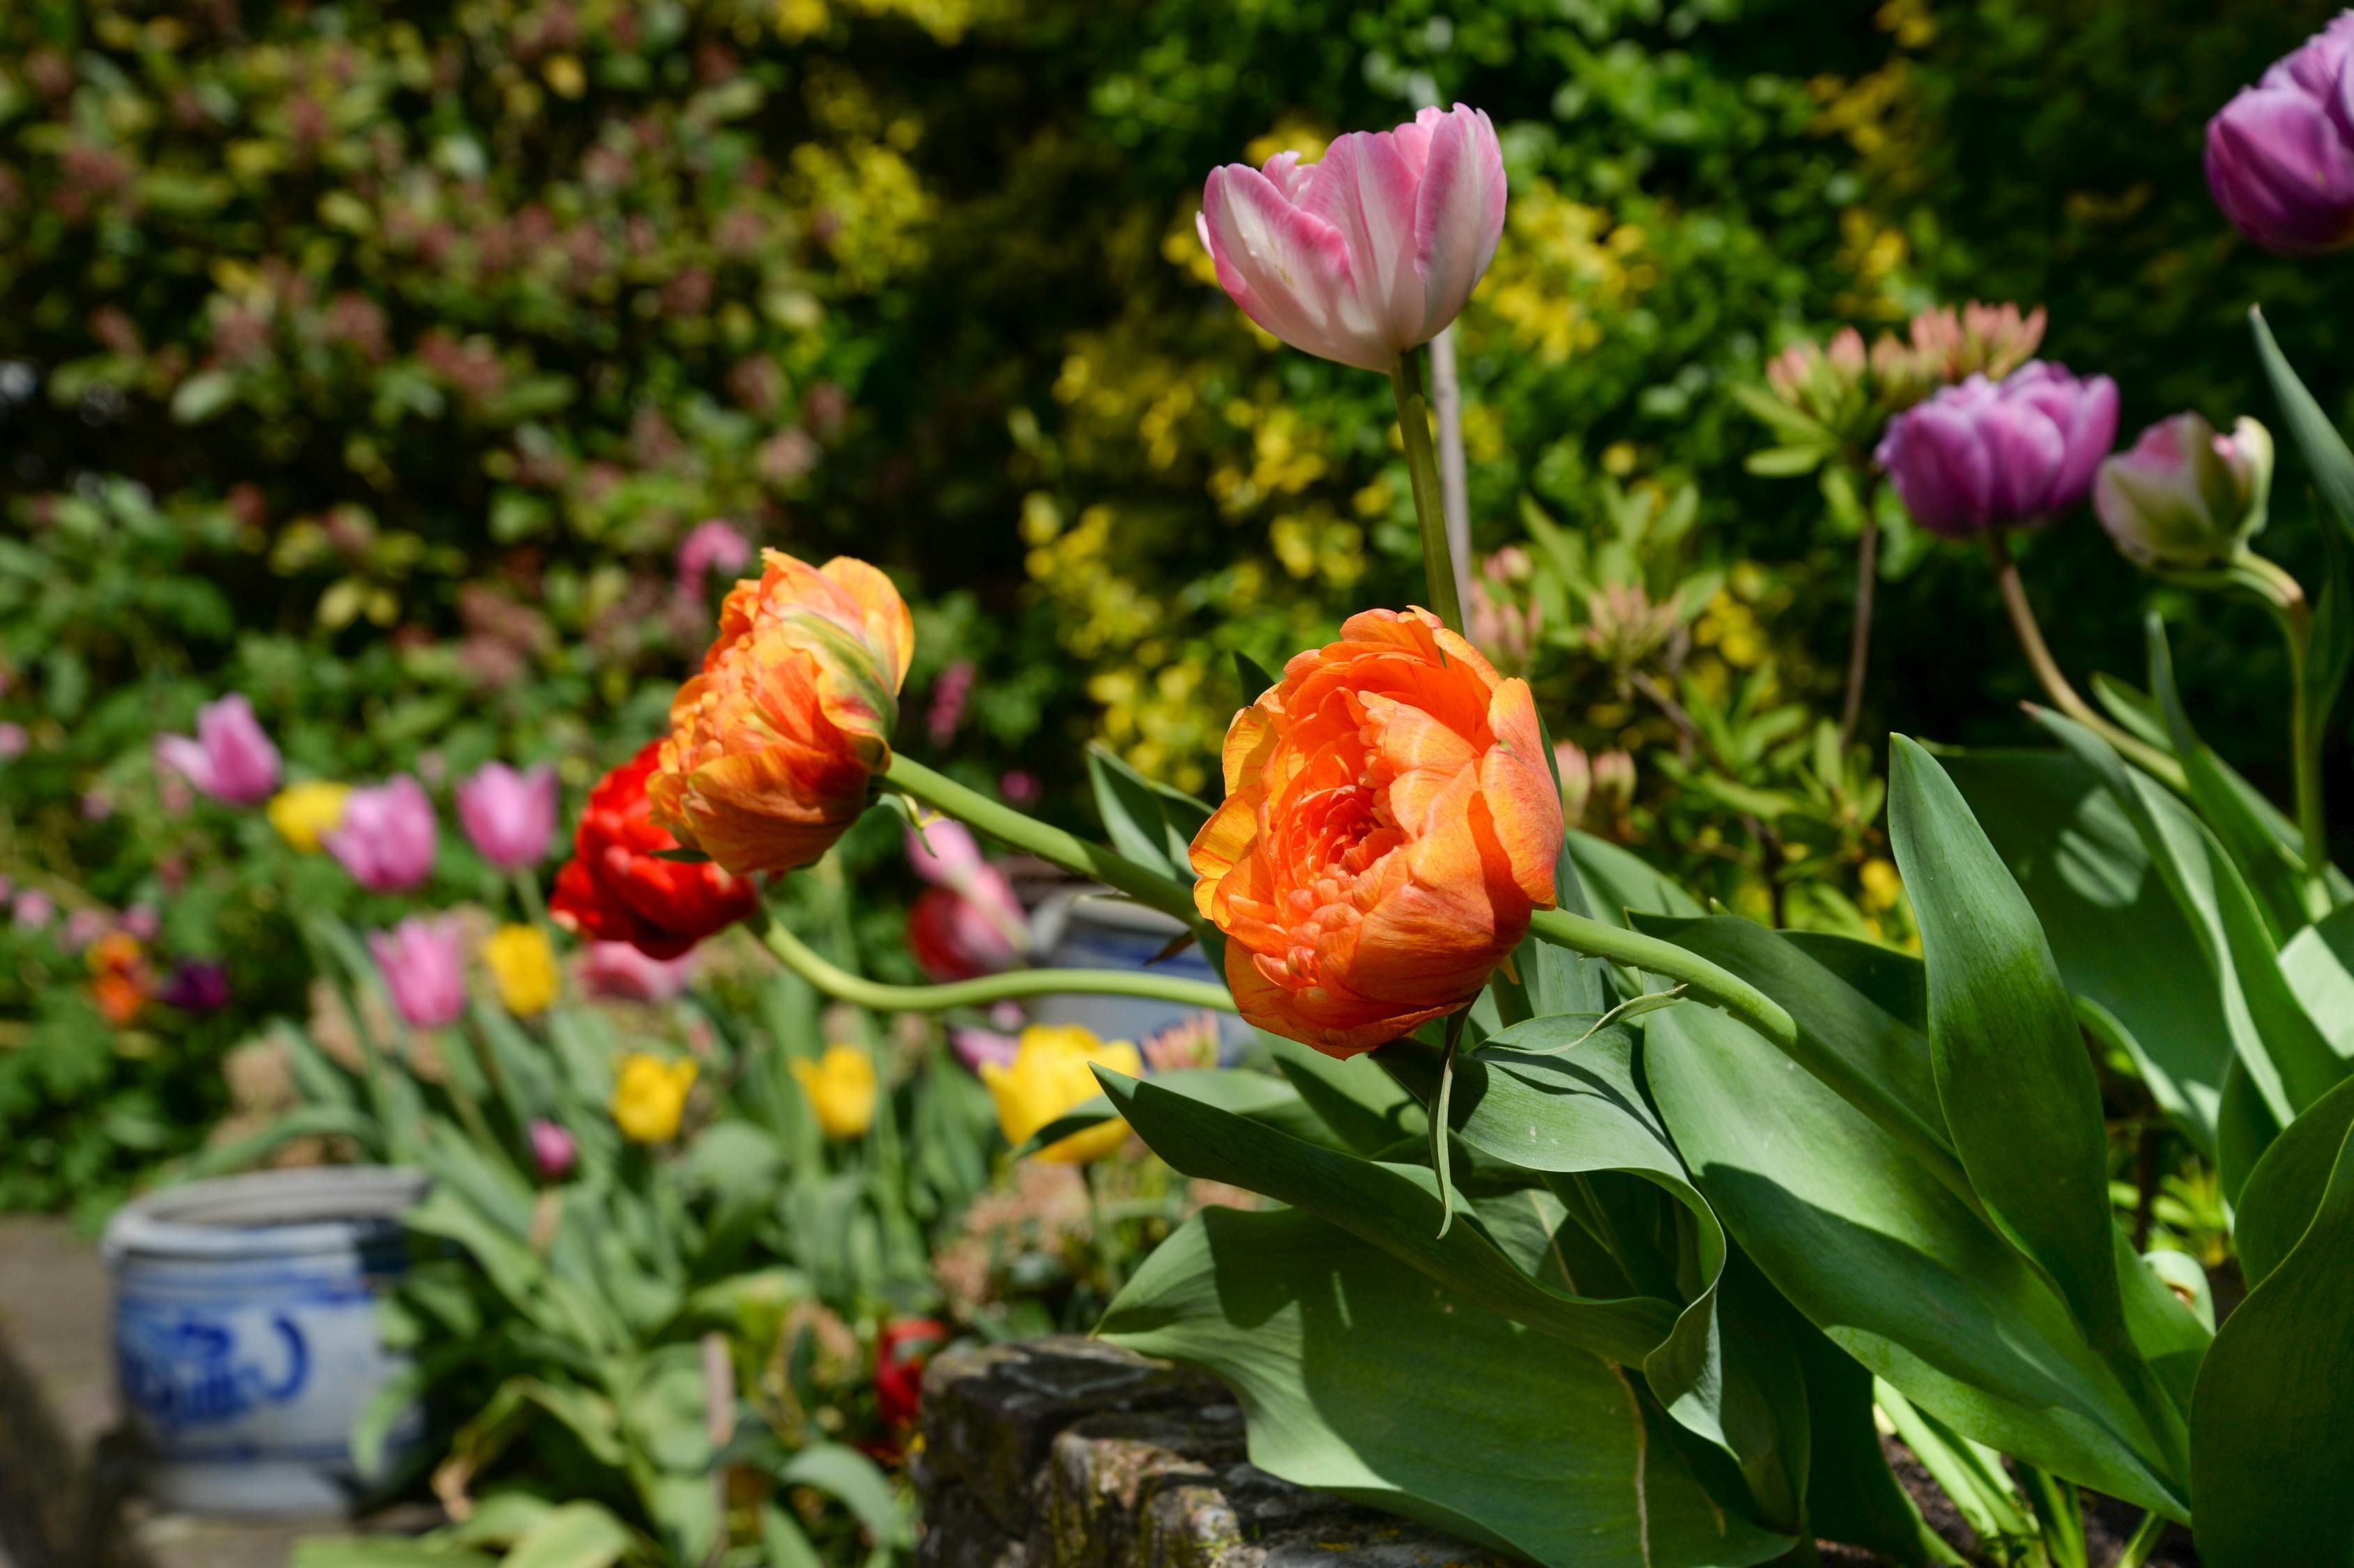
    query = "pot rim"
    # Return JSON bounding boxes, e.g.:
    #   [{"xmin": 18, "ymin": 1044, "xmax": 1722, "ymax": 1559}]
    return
[{"xmin": 105, "ymin": 1166, "xmax": 430, "ymax": 1264}]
